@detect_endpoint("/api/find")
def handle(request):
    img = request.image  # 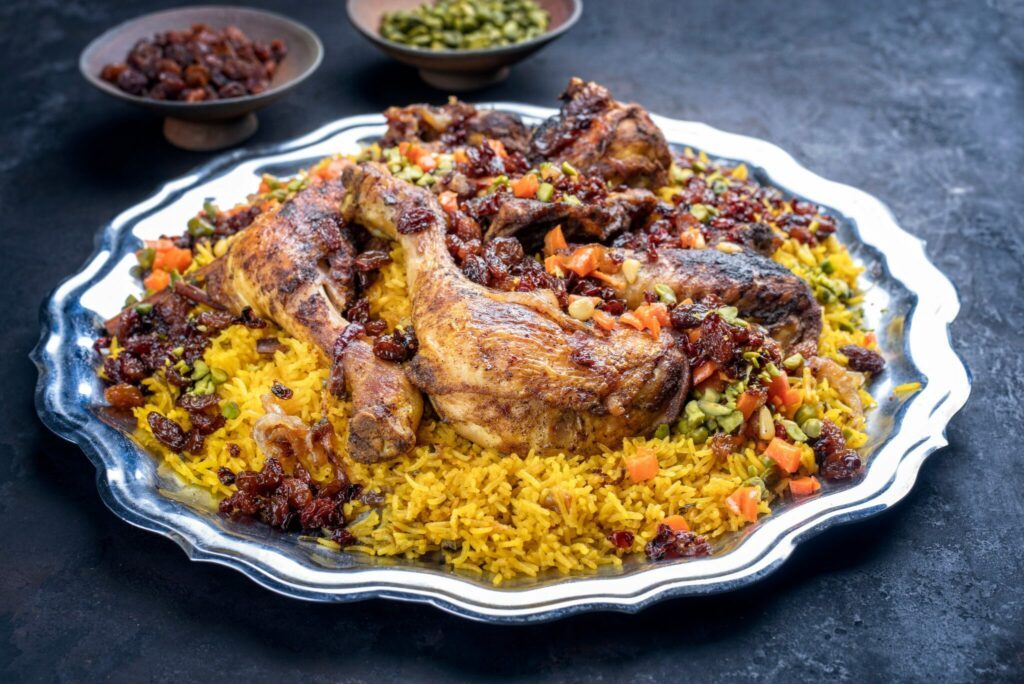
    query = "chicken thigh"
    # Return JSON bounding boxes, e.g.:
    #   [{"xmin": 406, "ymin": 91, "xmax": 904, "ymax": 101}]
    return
[
  {"xmin": 342, "ymin": 162, "xmax": 691, "ymax": 456},
  {"xmin": 202, "ymin": 176, "xmax": 423, "ymax": 463}
]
